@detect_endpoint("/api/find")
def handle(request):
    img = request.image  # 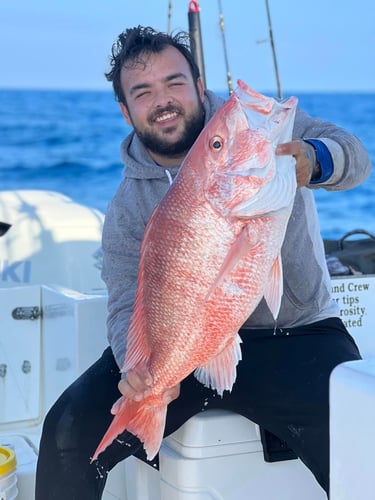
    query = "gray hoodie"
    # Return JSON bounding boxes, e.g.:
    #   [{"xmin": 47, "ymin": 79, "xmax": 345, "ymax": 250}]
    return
[{"xmin": 101, "ymin": 90, "xmax": 371, "ymax": 369}]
